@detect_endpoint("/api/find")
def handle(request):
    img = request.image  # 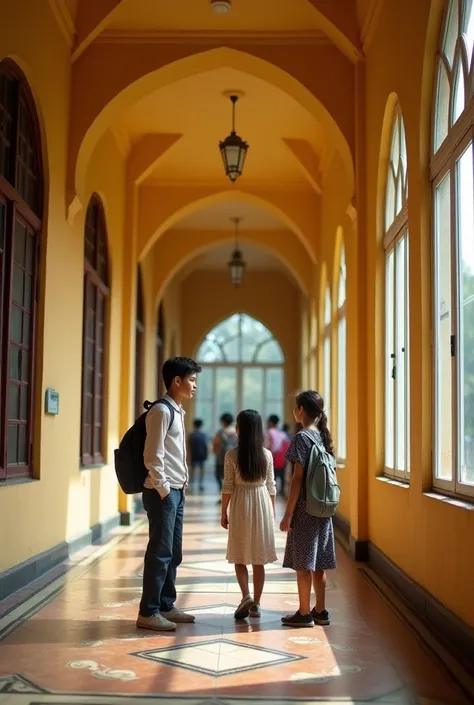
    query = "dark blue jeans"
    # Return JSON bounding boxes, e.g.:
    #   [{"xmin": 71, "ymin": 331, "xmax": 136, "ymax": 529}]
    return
[{"xmin": 139, "ymin": 487, "xmax": 184, "ymax": 616}]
